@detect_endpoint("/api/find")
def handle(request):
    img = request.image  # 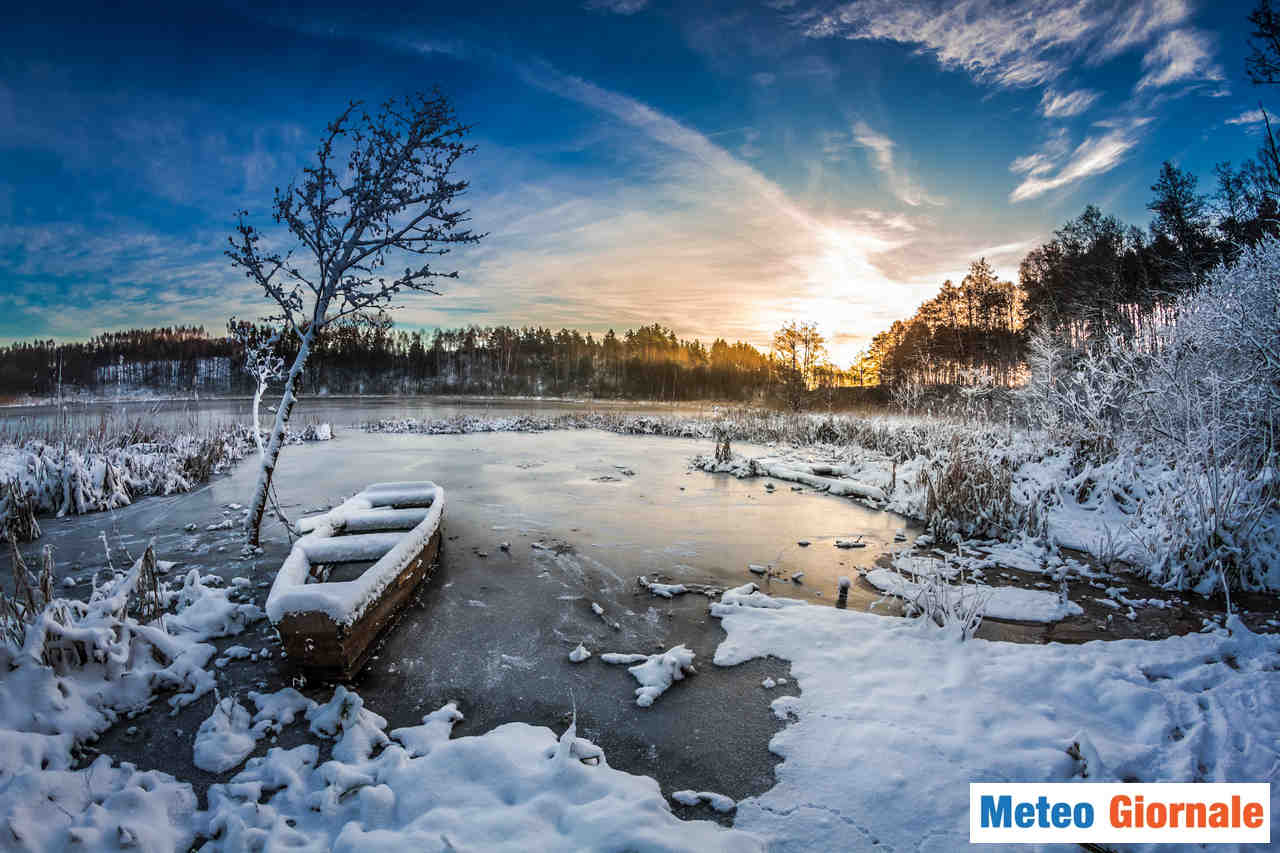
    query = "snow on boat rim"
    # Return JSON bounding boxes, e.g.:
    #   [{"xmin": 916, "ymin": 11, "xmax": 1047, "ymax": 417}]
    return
[{"xmin": 267, "ymin": 481, "xmax": 444, "ymax": 627}]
